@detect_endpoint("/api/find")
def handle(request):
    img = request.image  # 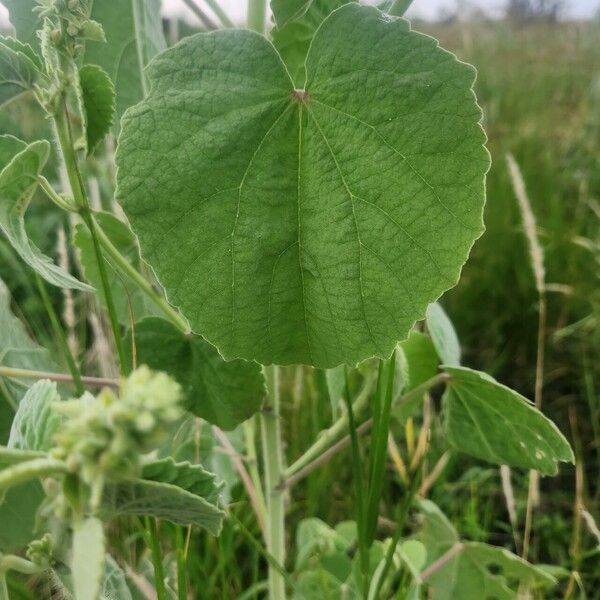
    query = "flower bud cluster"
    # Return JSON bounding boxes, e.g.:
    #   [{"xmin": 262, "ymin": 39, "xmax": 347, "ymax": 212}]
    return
[{"xmin": 51, "ymin": 366, "xmax": 182, "ymax": 487}]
